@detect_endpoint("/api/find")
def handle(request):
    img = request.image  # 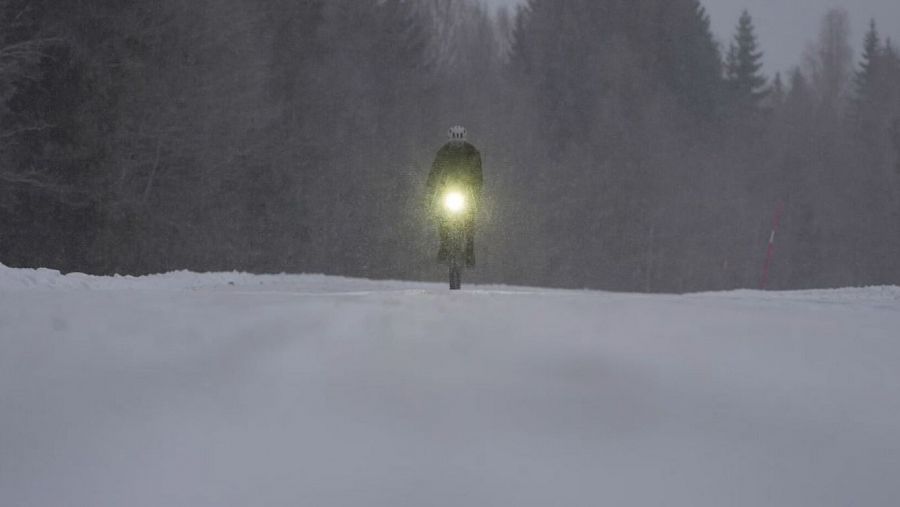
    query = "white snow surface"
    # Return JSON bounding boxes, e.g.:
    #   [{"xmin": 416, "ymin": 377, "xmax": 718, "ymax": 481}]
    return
[{"xmin": 2, "ymin": 263, "xmax": 900, "ymax": 507}]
